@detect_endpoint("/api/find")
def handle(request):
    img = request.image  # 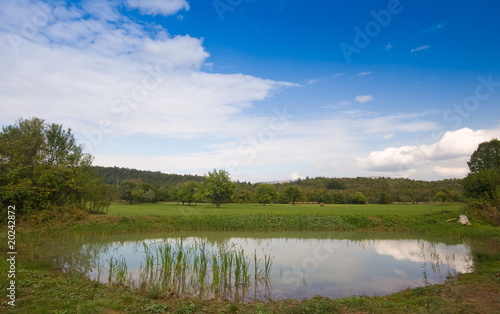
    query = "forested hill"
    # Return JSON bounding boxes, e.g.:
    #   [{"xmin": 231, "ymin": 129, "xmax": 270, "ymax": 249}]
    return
[
  {"xmin": 93, "ymin": 166, "xmax": 205, "ymax": 188},
  {"xmin": 278, "ymin": 177, "xmax": 464, "ymax": 203},
  {"xmin": 94, "ymin": 166, "xmax": 465, "ymax": 204}
]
